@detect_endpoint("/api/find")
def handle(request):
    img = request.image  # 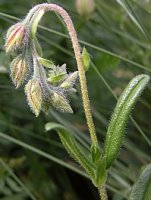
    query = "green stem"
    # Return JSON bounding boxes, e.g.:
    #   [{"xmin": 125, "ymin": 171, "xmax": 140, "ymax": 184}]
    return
[
  {"xmin": 99, "ymin": 184, "xmax": 108, "ymax": 200},
  {"xmin": 28, "ymin": 3, "xmax": 98, "ymax": 145}
]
